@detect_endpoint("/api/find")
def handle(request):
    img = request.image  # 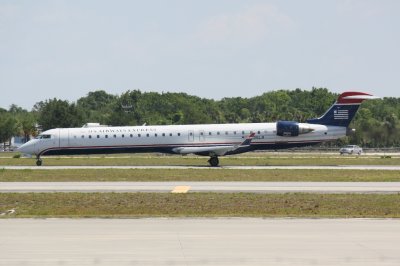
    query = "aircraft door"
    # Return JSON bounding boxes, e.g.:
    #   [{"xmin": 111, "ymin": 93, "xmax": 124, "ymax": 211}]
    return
[
  {"xmin": 59, "ymin": 129, "xmax": 69, "ymax": 148},
  {"xmin": 53, "ymin": 129, "xmax": 59, "ymax": 147},
  {"xmin": 188, "ymin": 130, "xmax": 194, "ymax": 142},
  {"xmin": 199, "ymin": 130, "xmax": 205, "ymax": 142}
]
